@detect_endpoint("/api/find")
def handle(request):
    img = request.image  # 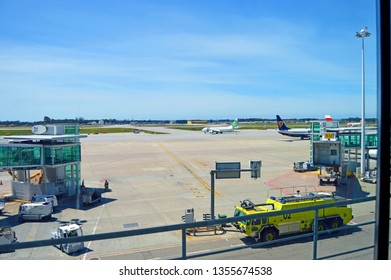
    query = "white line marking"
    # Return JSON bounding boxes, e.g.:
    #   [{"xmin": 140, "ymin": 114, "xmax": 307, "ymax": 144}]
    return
[{"xmin": 82, "ymin": 201, "xmax": 105, "ymax": 260}]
